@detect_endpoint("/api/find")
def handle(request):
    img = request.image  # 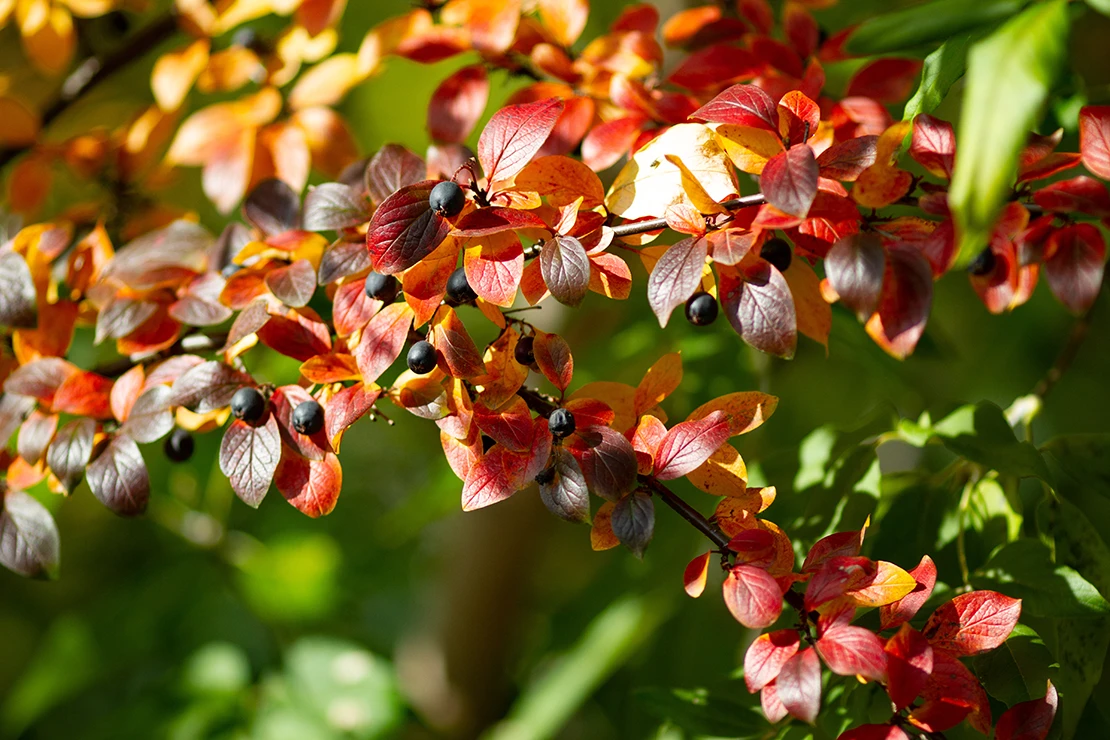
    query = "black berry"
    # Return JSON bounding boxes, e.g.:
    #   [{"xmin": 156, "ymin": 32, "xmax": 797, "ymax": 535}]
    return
[
  {"xmin": 535, "ymin": 465, "xmax": 556, "ymax": 485},
  {"xmin": 549, "ymin": 408, "xmax": 576, "ymax": 439},
  {"xmin": 446, "ymin": 267, "xmax": 477, "ymax": 305},
  {"xmin": 685, "ymin": 291, "xmax": 718, "ymax": 326},
  {"xmin": 164, "ymin": 428, "xmax": 194, "ymax": 463},
  {"xmin": 231, "ymin": 387, "xmax": 266, "ymax": 424},
  {"xmin": 968, "ymin": 248, "xmax": 996, "ymax": 277},
  {"xmin": 514, "ymin": 335, "xmax": 535, "ymax": 366},
  {"xmin": 481, "ymin": 435, "xmax": 496, "ymax": 452},
  {"xmin": 292, "ymin": 400, "xmax": 325, "ymax": 435},
  {"xmin": 407, "ymin": 340, "xmax": 438, "ymax": 374},
  {"xmin": 429, "ymin": 180, "xmax": 466, "ymax": 217},
  {"xmin": 364, "ymin": 271, "xmax": 399, "ymax": 302},
  {"xmin": 760, "ymin": 237, "xmax": 793, "ymax": 272}
]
